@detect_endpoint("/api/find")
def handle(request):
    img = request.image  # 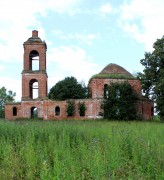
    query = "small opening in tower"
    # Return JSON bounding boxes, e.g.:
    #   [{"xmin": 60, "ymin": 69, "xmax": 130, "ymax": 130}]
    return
[{"xmin": 29, "ymin": 50, "xmax": 39, "ymax": 71}]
